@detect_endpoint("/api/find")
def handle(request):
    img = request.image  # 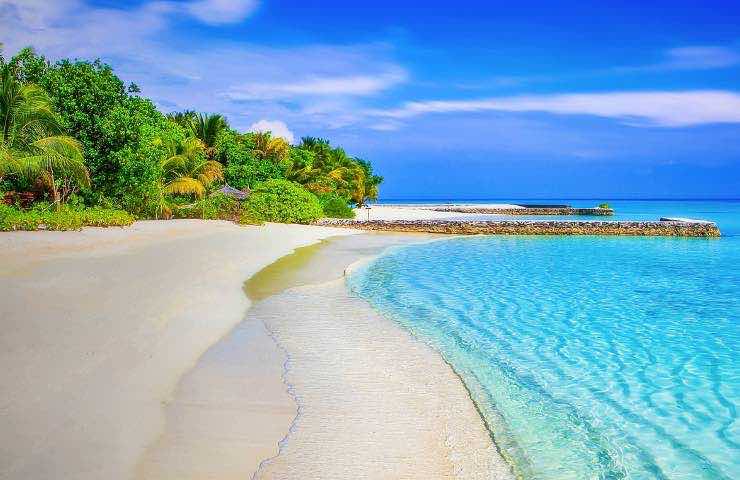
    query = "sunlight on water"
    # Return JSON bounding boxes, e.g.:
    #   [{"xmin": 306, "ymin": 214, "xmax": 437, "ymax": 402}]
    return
[{"xmin": 348, "ymin": 211, "xmax": 739, "ymax": 479}]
